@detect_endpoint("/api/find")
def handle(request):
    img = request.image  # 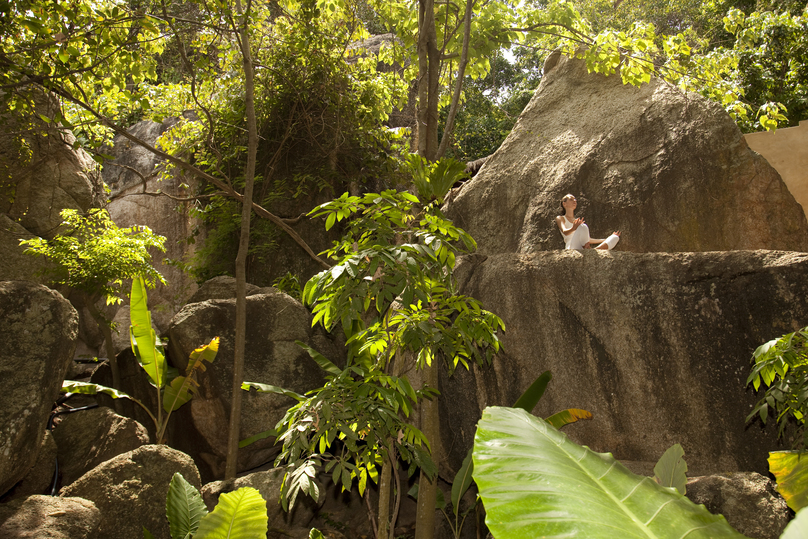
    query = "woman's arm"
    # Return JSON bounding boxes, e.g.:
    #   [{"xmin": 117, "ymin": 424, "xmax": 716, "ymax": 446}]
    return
[{"xmin": 556, "ymin": 216, "xmax": 583, "ymax": 236}]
